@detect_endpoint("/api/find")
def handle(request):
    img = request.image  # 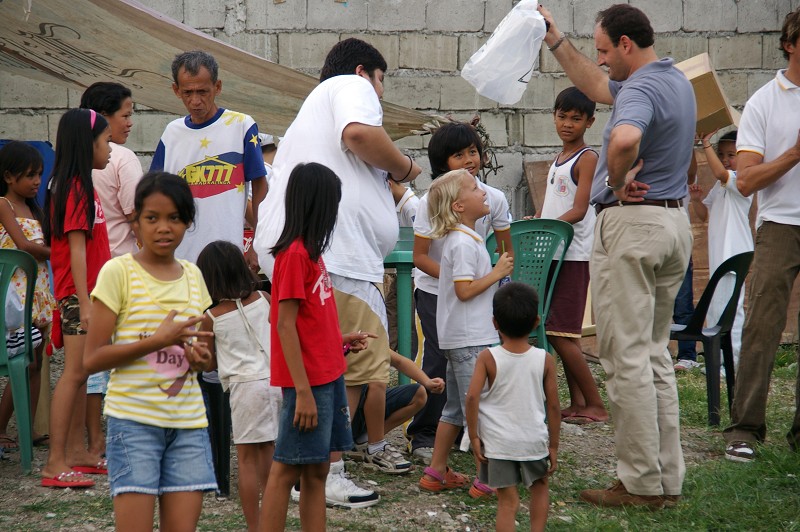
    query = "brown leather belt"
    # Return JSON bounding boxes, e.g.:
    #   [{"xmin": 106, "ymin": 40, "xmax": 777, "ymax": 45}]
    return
[{"xmin": 594, "ymin": 199, "xmax": 682, "ymax": 214}]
